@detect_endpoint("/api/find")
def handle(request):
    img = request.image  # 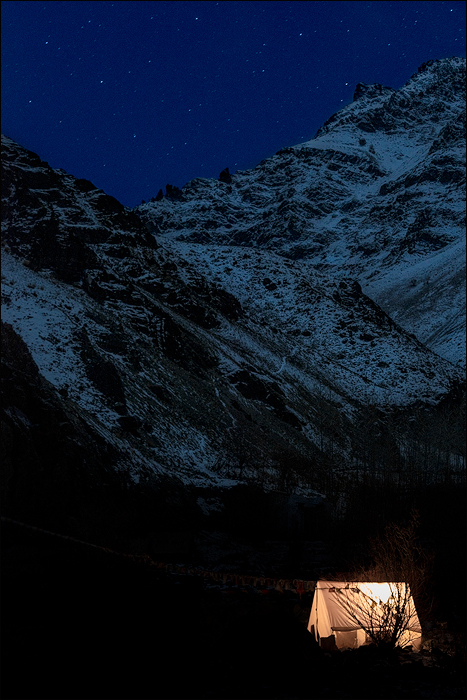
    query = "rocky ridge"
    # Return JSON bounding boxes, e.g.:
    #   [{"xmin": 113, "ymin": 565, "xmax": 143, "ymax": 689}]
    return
[
  {"xmin": 1, "ymin": 58, "xmax": 465, "ymax": 500},
  {"xmin": 136, "ymin": 57, "xmax": 466, "ymax": 366}
]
